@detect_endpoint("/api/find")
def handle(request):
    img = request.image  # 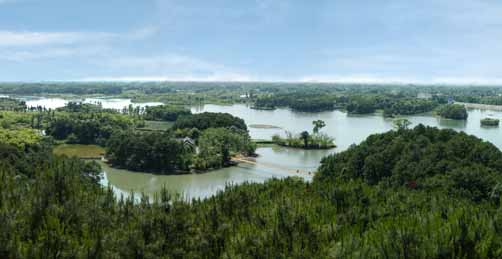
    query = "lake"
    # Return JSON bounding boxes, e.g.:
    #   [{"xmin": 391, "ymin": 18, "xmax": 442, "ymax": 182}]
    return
[
  {"xmin": 20, "ymin": 97, "xmax": 502, "ymax": 200},
  {"xmin": 21, "ymin": 96, "xmax": 163, "ymax": 110},
  {"xmin": 108, "ymin": 103, "xmax": 502, "ymax": 200}
]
